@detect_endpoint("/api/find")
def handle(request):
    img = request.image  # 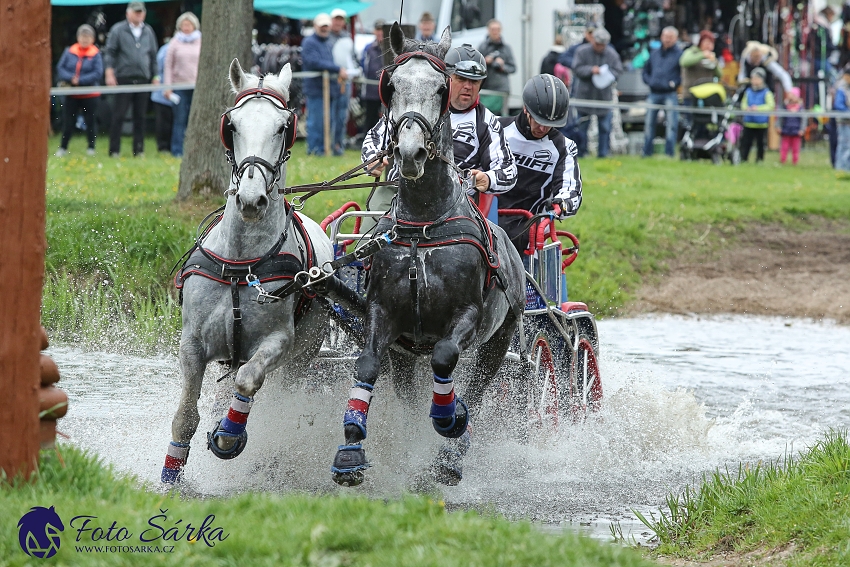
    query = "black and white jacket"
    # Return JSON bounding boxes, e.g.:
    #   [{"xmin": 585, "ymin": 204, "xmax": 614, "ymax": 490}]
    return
[
  {"xmin": 361, "ymin": 101, "xmax": 517, "ymax": 194},
  {"xmin": 497, "ymin": 112, "xmax": 582, "ymax": 240}
]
